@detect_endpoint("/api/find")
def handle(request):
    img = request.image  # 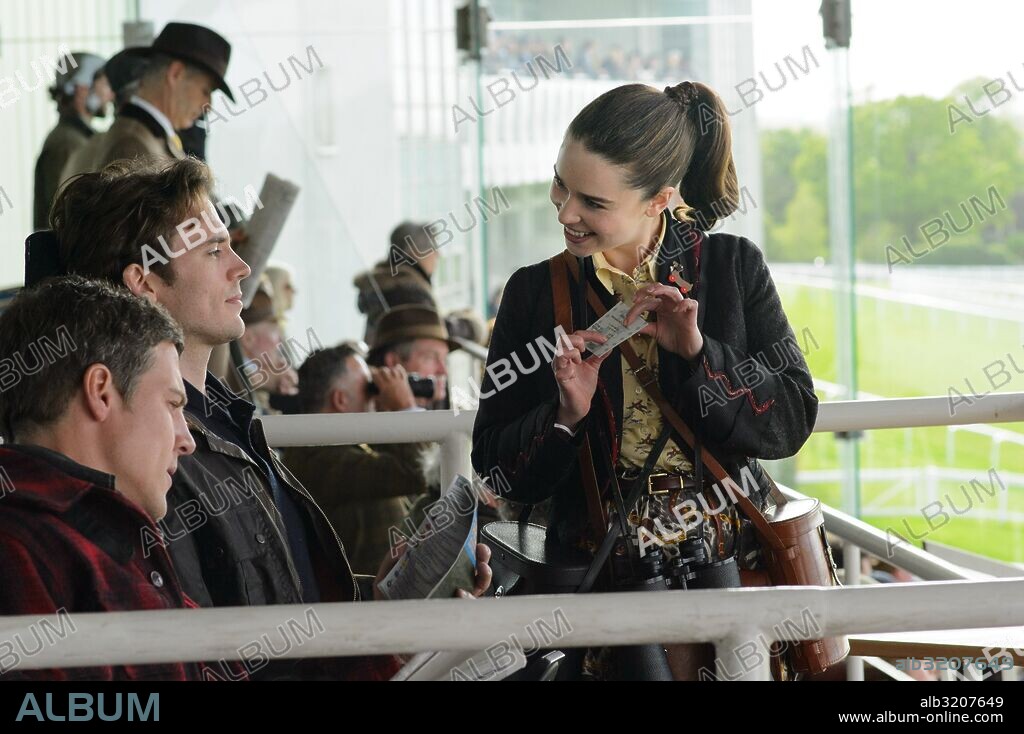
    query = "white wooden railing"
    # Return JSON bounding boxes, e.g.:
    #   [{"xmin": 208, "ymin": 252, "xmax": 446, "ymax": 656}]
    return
[{"xmin": 4, "ymin": 392, "xmax": 1024, "ymax": 680}]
